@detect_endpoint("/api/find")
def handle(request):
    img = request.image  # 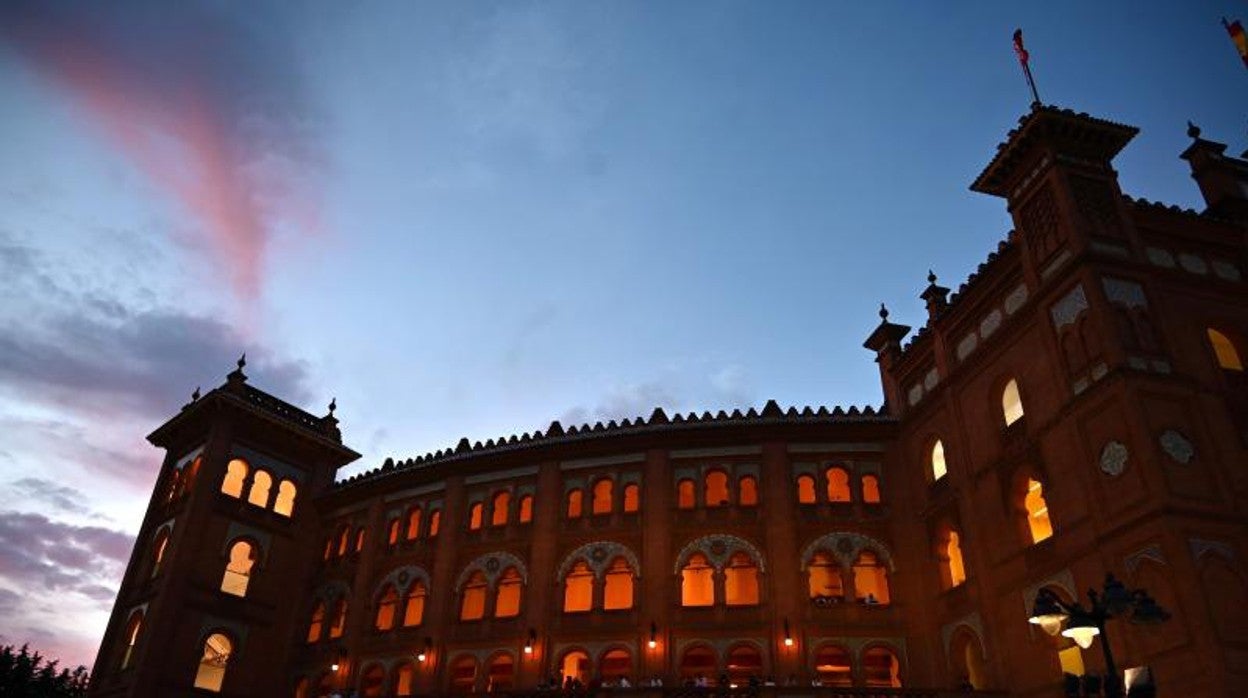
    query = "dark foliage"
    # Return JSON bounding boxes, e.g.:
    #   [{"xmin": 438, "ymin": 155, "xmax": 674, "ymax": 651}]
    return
[{"xmin": 0, "ymin": 644, "xmax": 89, "ymax": 697}]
